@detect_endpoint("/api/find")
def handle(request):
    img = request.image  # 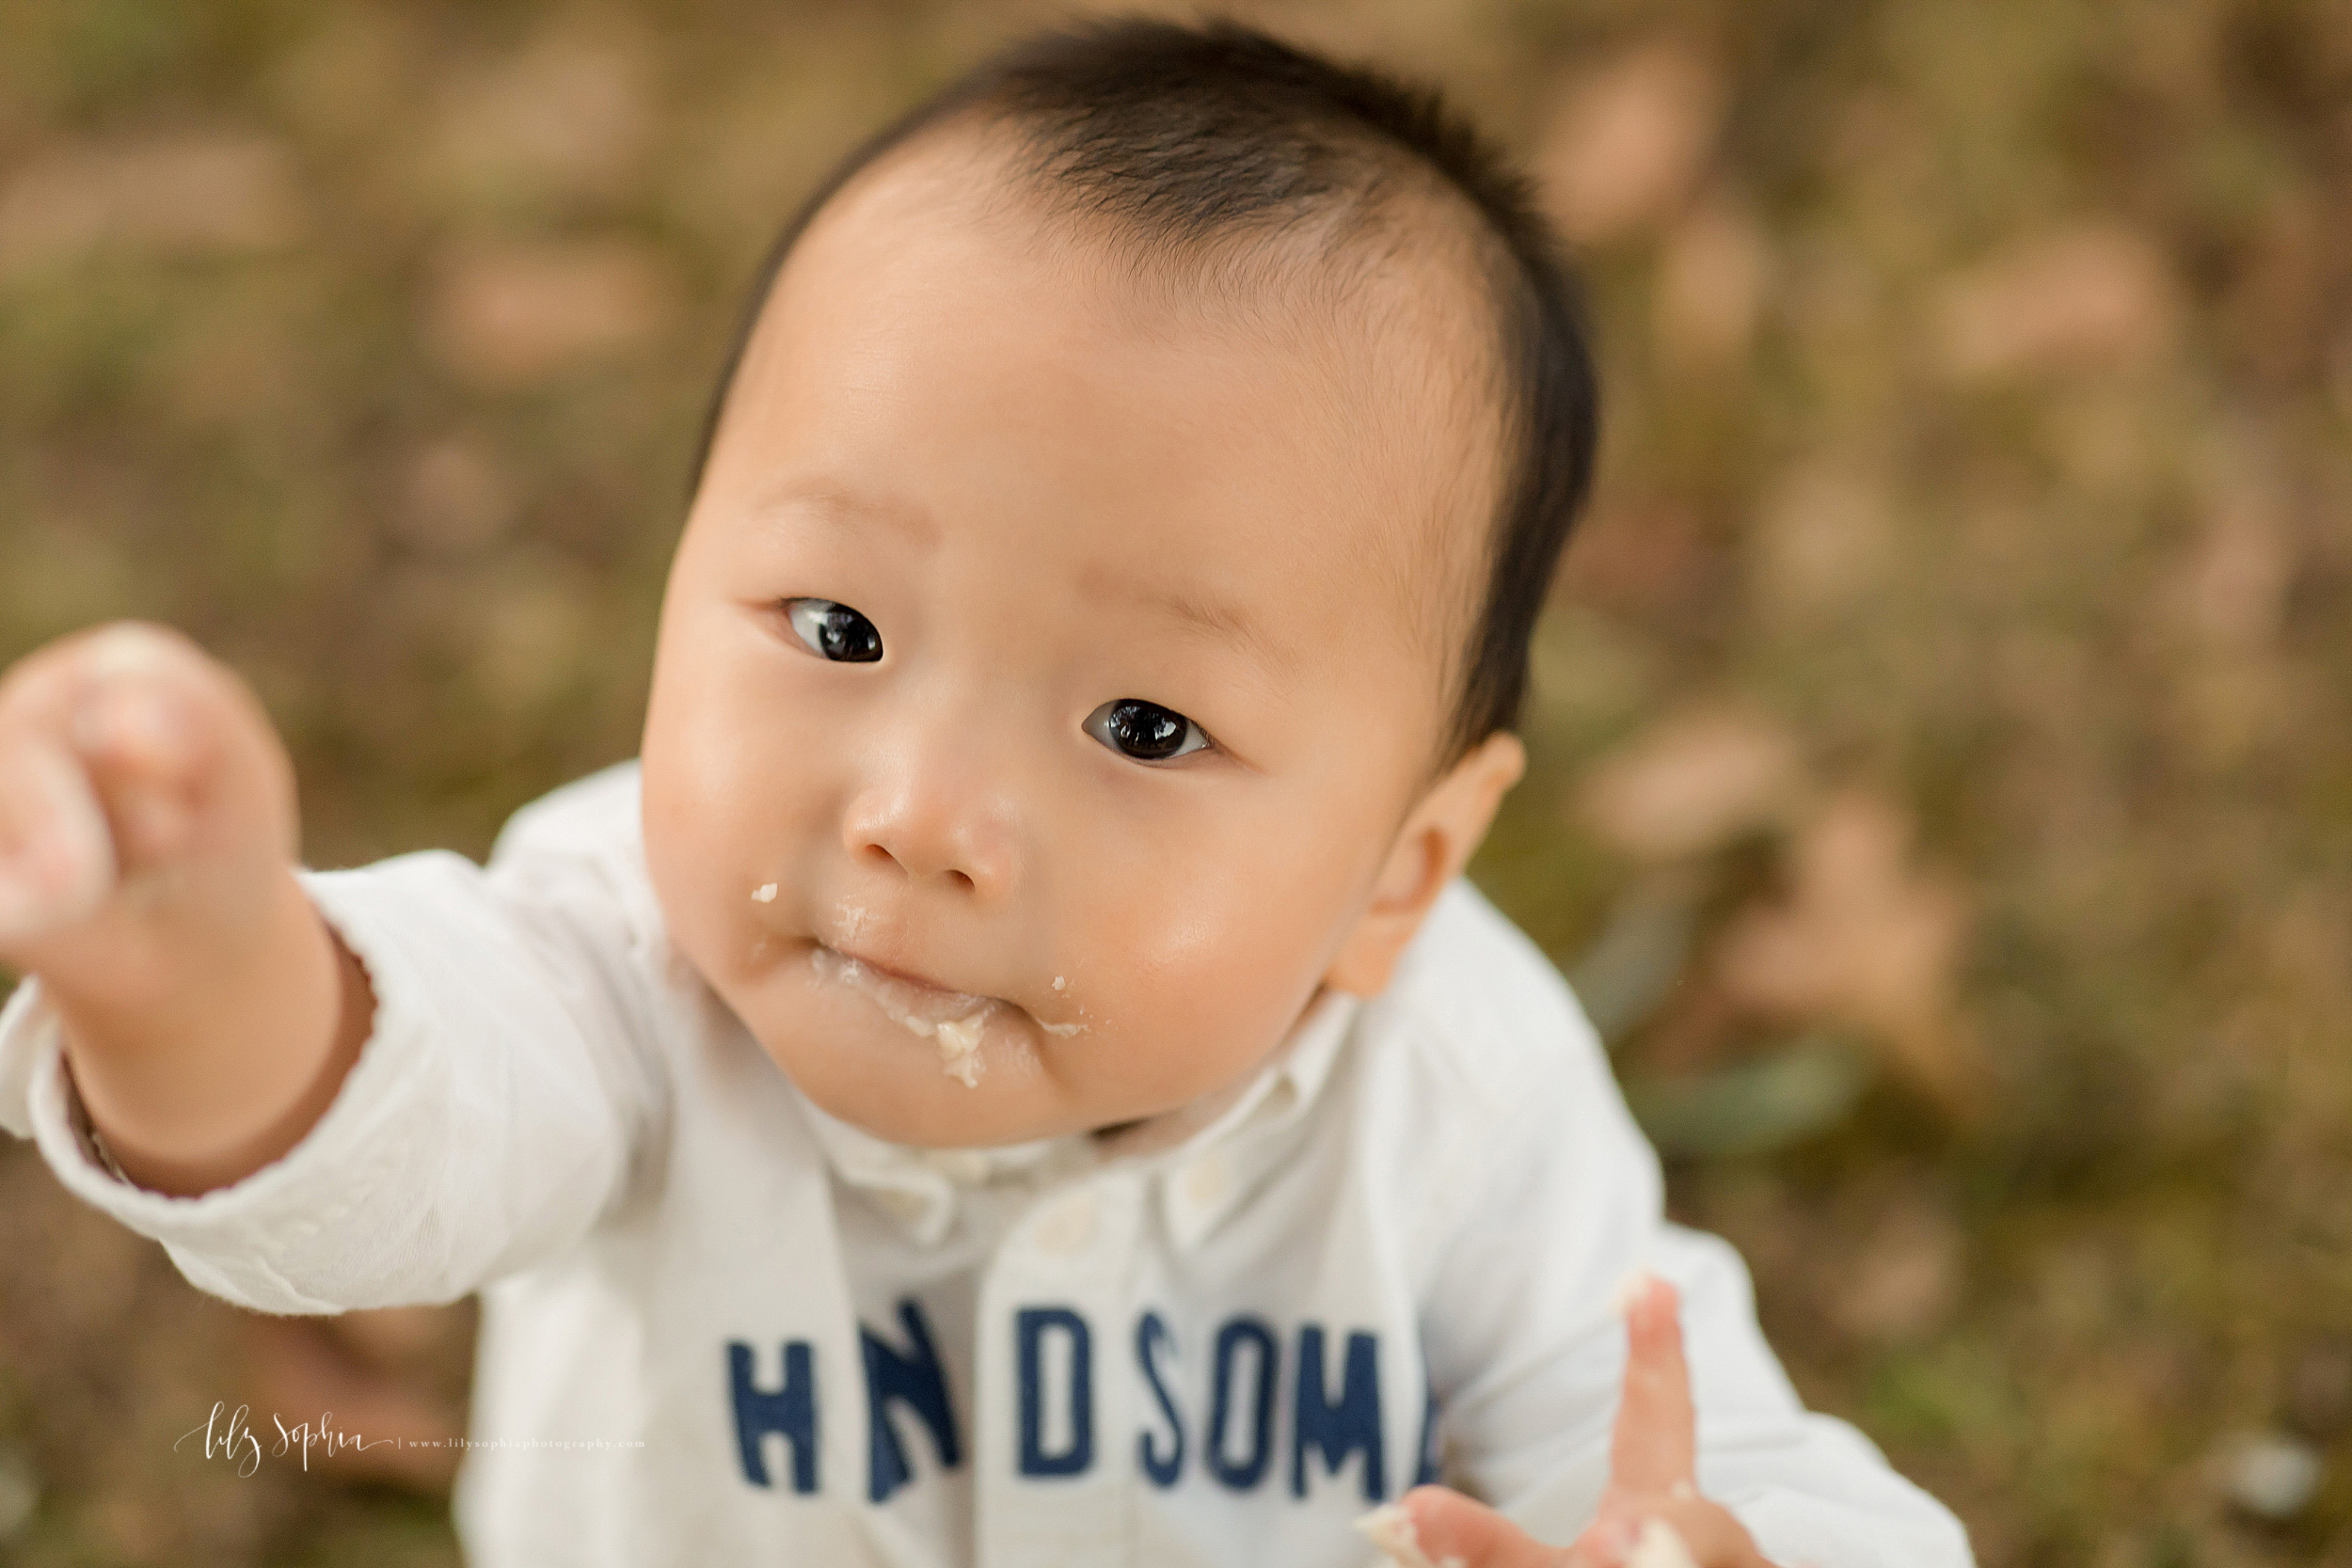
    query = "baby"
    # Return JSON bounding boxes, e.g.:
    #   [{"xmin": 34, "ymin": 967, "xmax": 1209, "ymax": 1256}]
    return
[{"xmin": 0, "ymin": 17, "xmax": 1973, "ymax": 1568}]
